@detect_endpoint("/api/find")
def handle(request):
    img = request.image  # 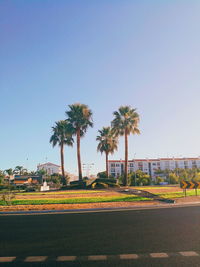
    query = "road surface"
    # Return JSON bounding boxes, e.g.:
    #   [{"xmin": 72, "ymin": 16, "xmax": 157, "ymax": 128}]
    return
[{"xmin": 1, "ymin": 205, "xmax": 200, "ymax": 266}]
